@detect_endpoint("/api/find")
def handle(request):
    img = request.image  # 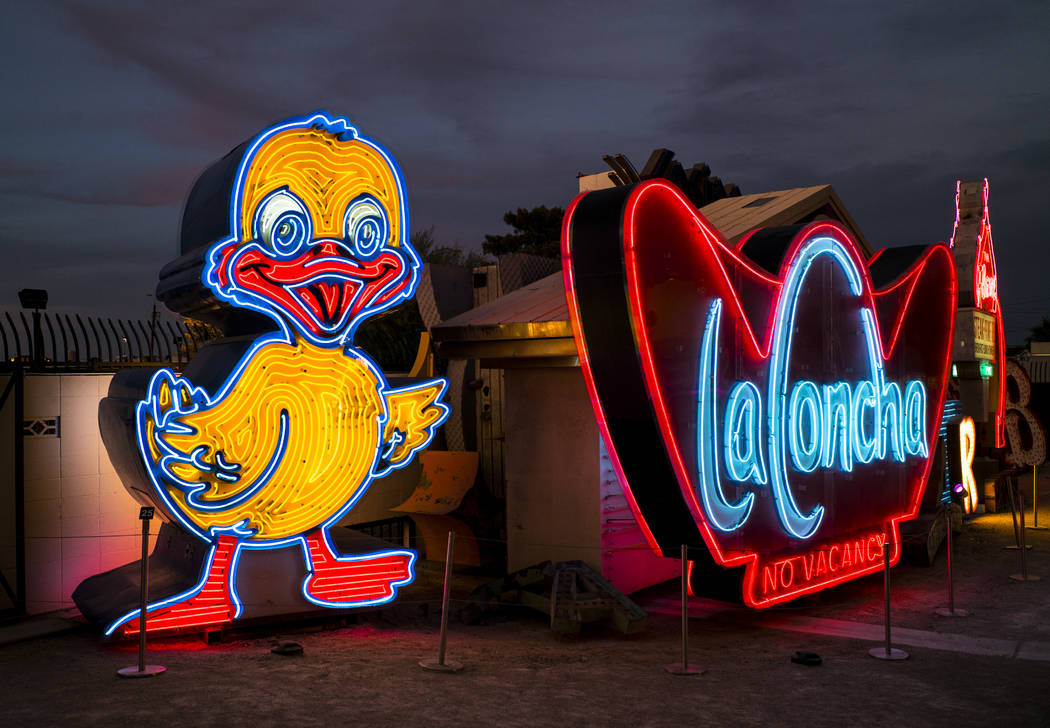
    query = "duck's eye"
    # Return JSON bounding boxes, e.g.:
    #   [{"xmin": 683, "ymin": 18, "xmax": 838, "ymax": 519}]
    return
[
  {"xmin": 254, "ymin": 190, "xmax": 311, "ymax": 255},
  {"xmin": 344, "ymin": 195, "xmax": 389, "ymax": 260}
]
